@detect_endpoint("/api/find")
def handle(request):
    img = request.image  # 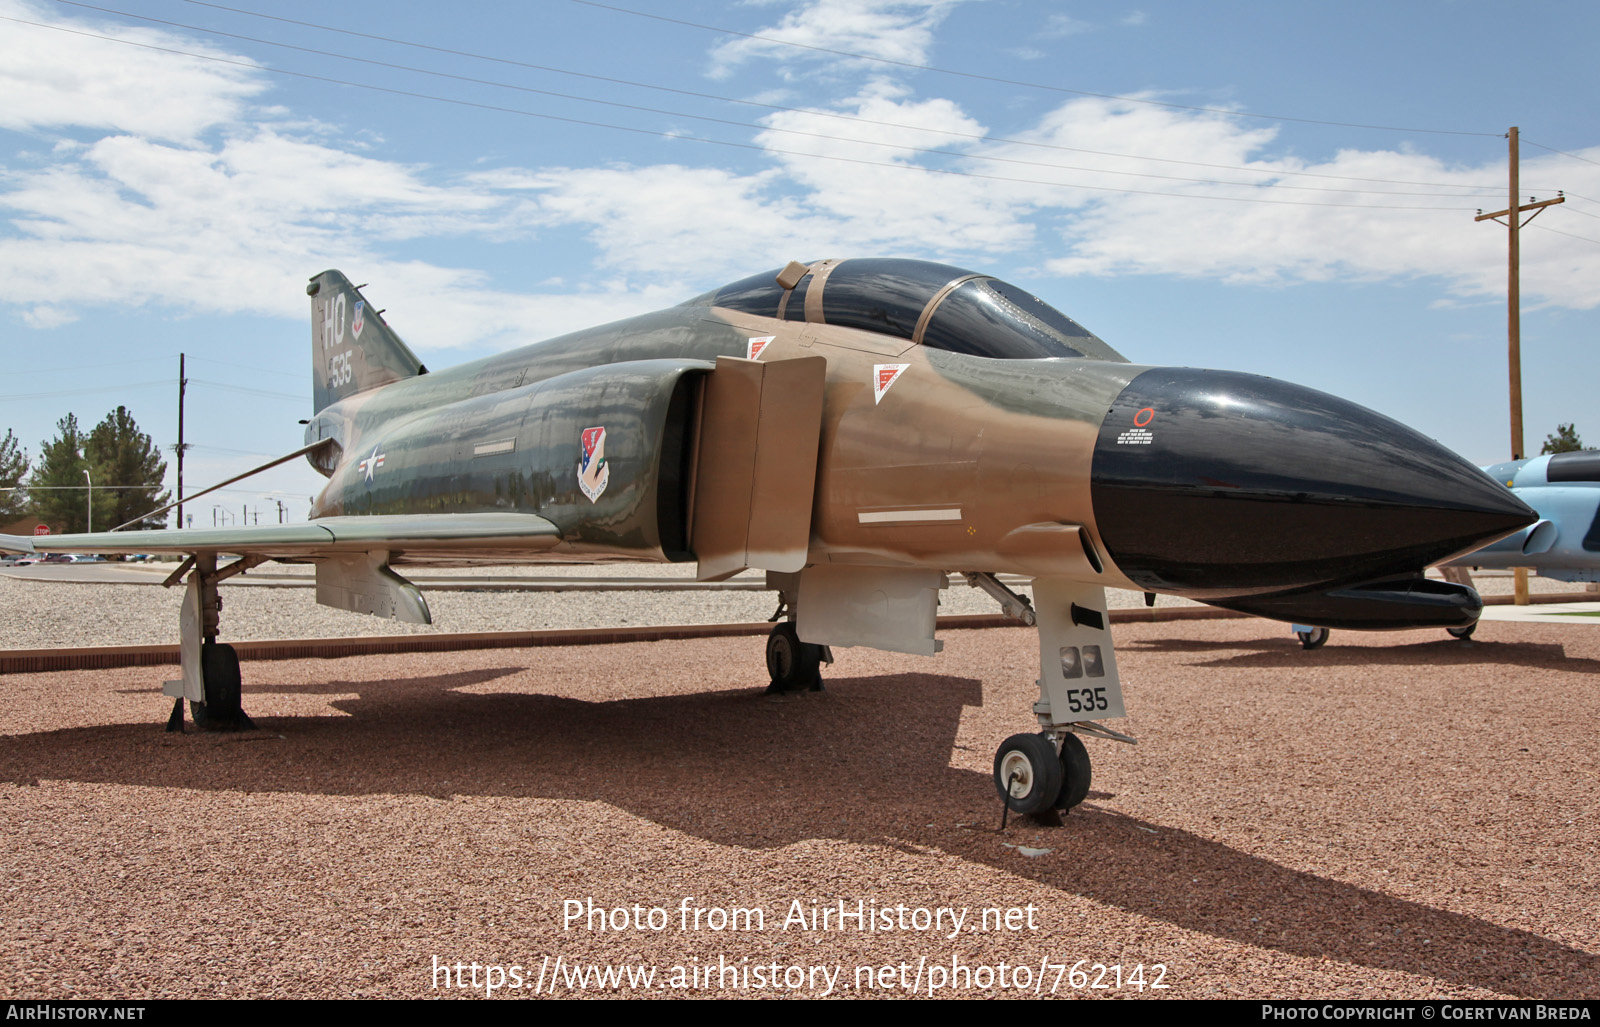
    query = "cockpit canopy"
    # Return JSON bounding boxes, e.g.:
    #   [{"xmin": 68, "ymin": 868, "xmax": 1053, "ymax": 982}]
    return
[{"xmin": 700, "ymin": 258, "xmax": 1126, "ymax": 363}]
